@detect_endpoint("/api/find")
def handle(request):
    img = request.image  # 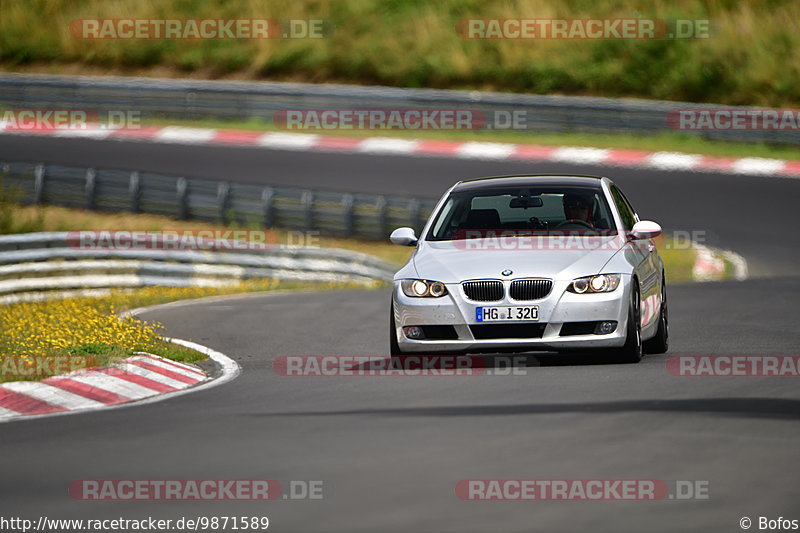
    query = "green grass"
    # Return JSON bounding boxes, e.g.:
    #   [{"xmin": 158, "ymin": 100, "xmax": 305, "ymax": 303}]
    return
[
  {"xmin": 1, "ymin": 0, "xmax": 798, "ymax": 107},
  {"xmin": 149, "ymin": 116, "xmax": 800, "ymax": 161},
  {"xmin": 657, "ymin": 241, "xmax": 697, "ymax": 285}
]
